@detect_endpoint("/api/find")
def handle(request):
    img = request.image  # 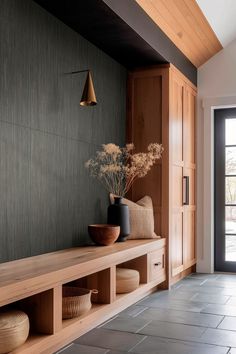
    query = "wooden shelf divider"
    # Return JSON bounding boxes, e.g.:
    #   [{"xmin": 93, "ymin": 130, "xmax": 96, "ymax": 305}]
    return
[{"xmin": 0, "ymin": 239, "xmax": 166, "ymax": 354}]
